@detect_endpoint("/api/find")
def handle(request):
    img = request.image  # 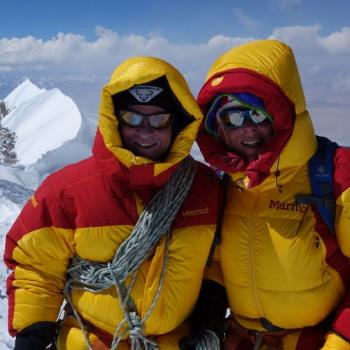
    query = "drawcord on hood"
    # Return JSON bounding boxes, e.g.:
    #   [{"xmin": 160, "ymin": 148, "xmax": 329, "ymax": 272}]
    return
[{"xmin": 274, "ymin": 156, "xmax": 282, "ymax": 193}]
